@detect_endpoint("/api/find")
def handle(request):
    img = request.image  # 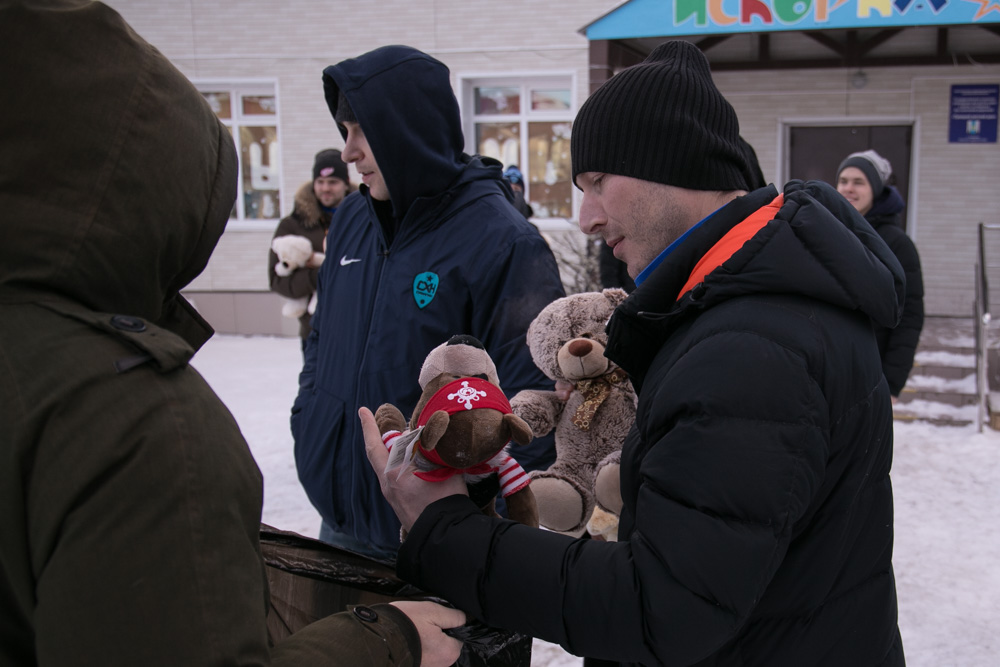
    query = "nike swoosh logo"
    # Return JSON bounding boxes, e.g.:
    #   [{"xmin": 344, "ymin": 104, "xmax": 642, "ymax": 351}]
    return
[{"xmin": 340, "ymin": 256, "xmax": 362, "ymax": 266}]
